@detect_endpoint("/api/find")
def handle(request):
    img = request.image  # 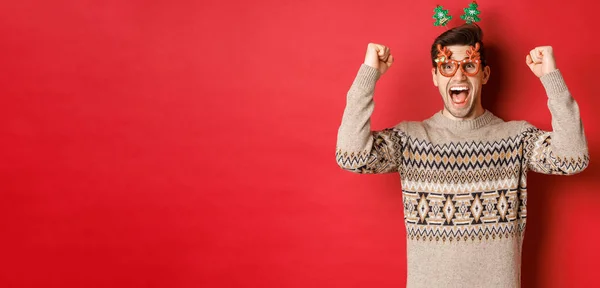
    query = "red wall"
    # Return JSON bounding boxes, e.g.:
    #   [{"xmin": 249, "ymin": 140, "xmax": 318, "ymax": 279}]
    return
[{"xmin": 2, "ymin": 0, "xmax": 599, "ymax": 287}]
